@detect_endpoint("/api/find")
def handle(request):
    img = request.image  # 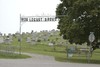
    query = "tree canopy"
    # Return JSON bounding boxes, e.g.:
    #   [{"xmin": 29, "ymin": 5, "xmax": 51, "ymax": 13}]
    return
[{"xmin": 56, "ymin": 0, "xmax": 100, "ymax": 46}]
